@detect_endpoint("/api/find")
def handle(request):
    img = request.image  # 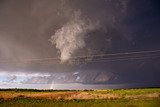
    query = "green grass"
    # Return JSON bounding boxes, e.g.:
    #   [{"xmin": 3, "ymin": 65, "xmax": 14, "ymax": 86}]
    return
[
  {"xmin": 0, "ymin": 98, "xmax": 160, "ymax": 107},
  {"xmin": 92, "ymin": 88, "xmax": 160, "ymax": 94},
  {"xmin": 0, "ymin": 88, "xmax": 160, "ymax": 107}
]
